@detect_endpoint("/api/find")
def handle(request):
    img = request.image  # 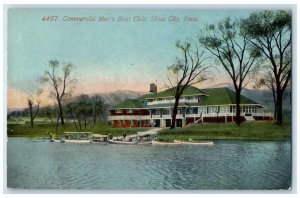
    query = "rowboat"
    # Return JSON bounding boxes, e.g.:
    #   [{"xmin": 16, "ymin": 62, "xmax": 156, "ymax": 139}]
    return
[
  {"xmin": 151, "ymin": 140, "xmax": 182, "ymax": 145},
  {"xmin": 174, "ymin": 140, "xmax": 214, "ymax": 145},
  {"xmin": 108, "ymin": 140, "xmax": 138, "ymax": 145}
]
